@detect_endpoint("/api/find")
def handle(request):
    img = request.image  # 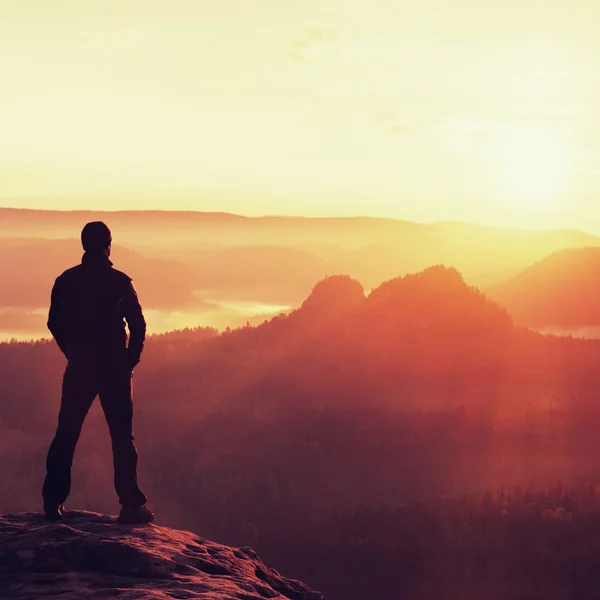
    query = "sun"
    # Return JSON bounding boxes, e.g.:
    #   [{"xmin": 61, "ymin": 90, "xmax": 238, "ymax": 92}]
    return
[{"xmin": 490, "ymin": 125, "xmax": 571, "ymax": 206}]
